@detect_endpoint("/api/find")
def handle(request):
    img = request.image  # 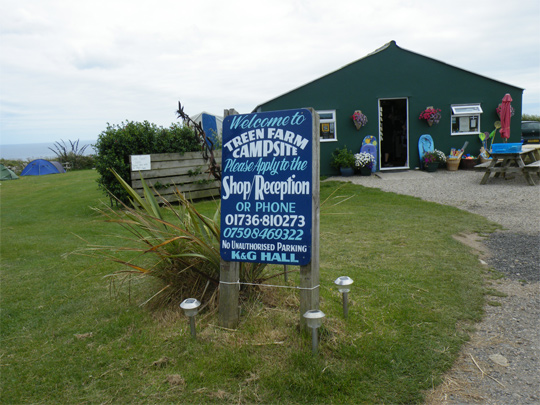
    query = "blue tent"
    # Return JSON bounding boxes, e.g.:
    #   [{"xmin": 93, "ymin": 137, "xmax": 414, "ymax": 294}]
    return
[{"xmin": 21, "ymin": 159, "xmax": 66, "ymax": 176}]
